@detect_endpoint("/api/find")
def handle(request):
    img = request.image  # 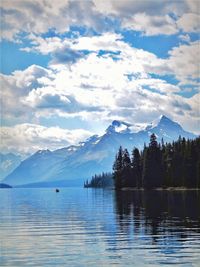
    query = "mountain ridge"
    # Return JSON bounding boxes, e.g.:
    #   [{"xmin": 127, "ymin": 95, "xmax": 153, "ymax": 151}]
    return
[
  {"xmin": 3, "ymin": 115, "xmax": 197, "ymax": 187},
  {"xmin": 0, "ymin": 153, "xmax": 22, "ymax": 181}
]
